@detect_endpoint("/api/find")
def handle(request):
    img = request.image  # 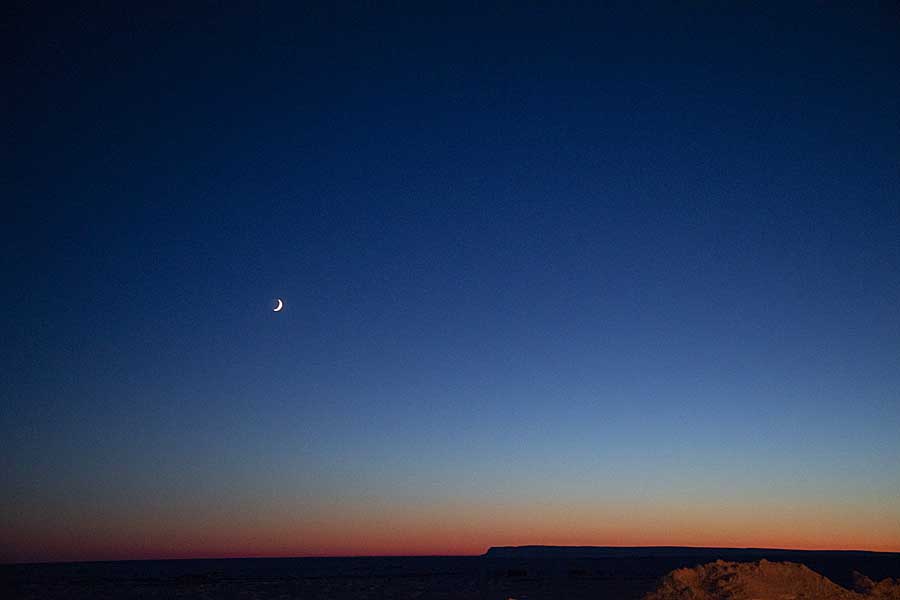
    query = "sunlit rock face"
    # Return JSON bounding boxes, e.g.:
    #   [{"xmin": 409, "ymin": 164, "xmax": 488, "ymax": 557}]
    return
[
  {"xmin": 644, "ymin": 560, "xmax": 900, "ymax": 600},
  {"xmin": 854, "ymin": 572, "xmax": 900, "ymax": 599}
]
